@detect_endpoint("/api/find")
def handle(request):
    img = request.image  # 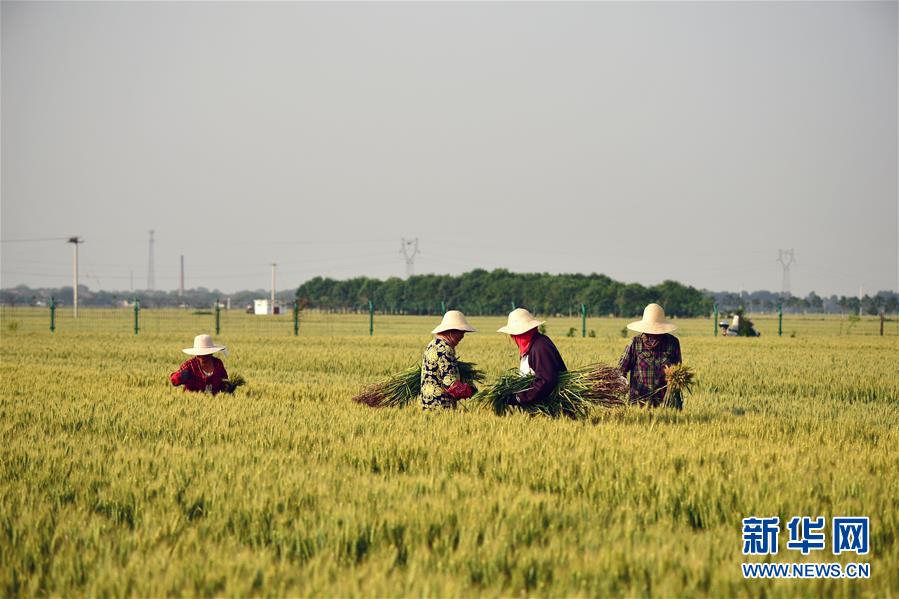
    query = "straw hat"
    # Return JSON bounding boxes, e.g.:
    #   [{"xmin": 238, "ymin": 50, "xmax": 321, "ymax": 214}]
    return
[
  {"xmin": 497, "ymin": 308, "xmax": 545, "ymax": 335},
  {"xmin": 627, "ymin": 303, "xmax": 677, "ymax": 335},
  {"xmin": 431, "ymin": 310, "xmax": 477, "ymax": 334},
  {"xmin": 182, "ymin": 334, "xmax": 227, "ymax": 356}
]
